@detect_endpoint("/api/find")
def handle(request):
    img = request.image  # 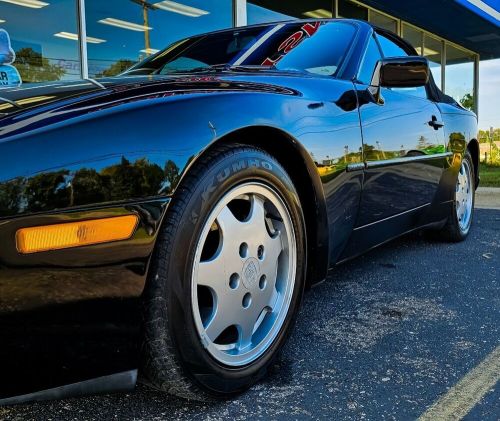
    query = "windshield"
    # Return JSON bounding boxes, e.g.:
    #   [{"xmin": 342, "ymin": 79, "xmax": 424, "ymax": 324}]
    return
[{"xmin": 126, "ymin": 21, "xmax": 357, "ymax": 77}]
